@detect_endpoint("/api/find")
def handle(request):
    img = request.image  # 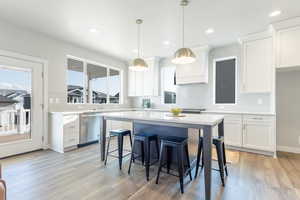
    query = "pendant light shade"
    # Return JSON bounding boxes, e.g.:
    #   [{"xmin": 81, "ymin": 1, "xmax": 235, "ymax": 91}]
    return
[
  {"xmin": 172, "ymin": 47, "xmax": 196, "ymax": 64},
  {"xmin": 130, "ymin": 19, "xmax": 148, "ymax": 71},
  {"xmin": 172, "ymin": 0, "xmax": 196, "ymax": 65},
  {"xmin": 129, "ymin": 58, "xmax": 148, "ymax": 71}
]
